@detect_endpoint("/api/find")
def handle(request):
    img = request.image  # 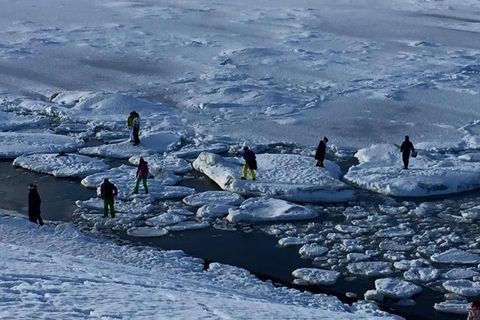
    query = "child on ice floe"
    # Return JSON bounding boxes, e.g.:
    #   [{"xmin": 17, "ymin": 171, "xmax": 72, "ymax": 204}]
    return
[
  {"xmin": 468, "ymin": 300, "xmax": 480, "ymax": 320},
  {"xmin": 133, "ymin": 157, "xmax": 149, "ymax": 194},
  {"xmin": 241, "ymin": 146, "xmax": 257, "ymax": 181}
]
